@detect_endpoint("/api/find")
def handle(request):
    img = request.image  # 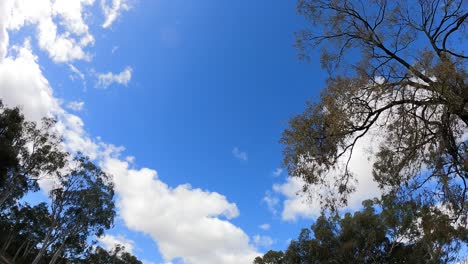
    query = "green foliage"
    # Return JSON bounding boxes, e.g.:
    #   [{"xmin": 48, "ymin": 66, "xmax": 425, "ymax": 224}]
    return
[
  {"xmin": 254, "ymin": 198, "xmax": 468, "ymax": 264},
  {"xmin": 254, "ymin": 250, "xmax": 285, "ymax": 264},
  {"xmin": 0, "ymin": 101, "xmax": 141, "ymax": 263},
  {"xmin": 31, "ymin": 155, "xmax": 117, "ymax": 264},
  {"xmin": 0, "ymin": 203, "xmax": 51, "ymax": 263},
  {"xmin": 278, "ymin": 1, "xmax": 468, "ymax": 261},
  {"xmin": 81, "ymin": 245, "xmax": 142, "ymax": 264},
  {"xmin": 0, "ymin": 101, "xmax": 67, "ymax": 209}
]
